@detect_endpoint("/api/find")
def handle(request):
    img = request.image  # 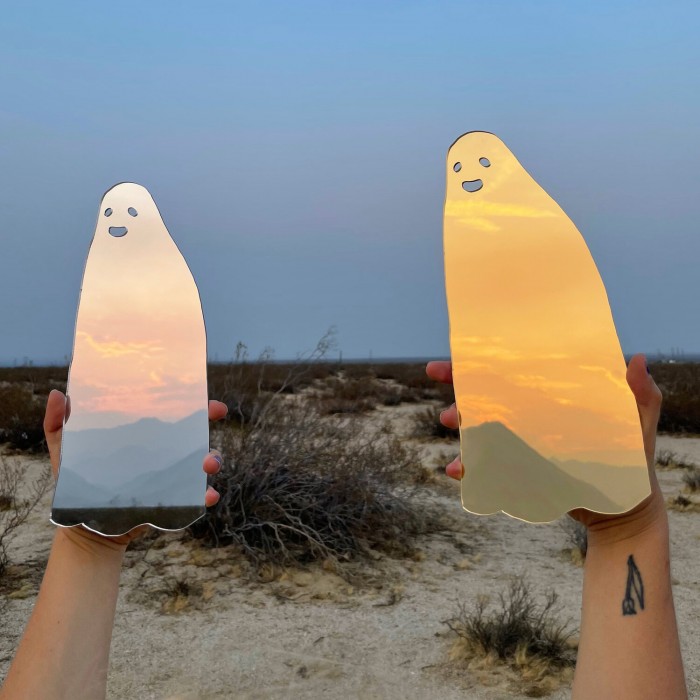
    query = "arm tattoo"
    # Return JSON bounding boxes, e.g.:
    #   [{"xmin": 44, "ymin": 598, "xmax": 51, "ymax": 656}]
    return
[{"xmin": 622, "ymin": 554, "xmax": 645, "ymax": 616}]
